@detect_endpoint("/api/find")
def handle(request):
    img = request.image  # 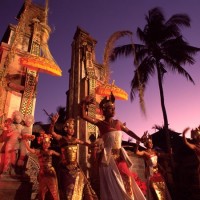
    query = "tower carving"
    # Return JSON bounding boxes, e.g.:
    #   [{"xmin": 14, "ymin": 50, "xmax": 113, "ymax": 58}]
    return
[{"xmin": 66, "ymin": 27, "xmax": 105, "ymax": 170}]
